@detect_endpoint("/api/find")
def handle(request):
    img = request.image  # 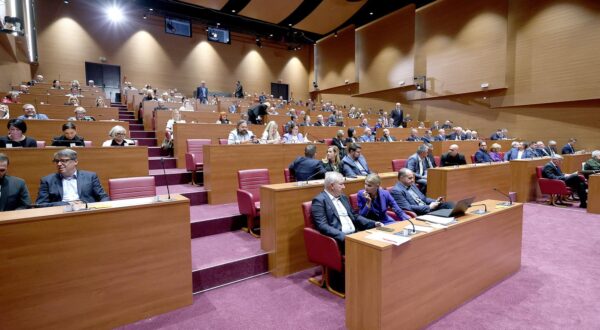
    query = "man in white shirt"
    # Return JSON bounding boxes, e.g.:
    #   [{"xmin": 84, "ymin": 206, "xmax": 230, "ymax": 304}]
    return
[
  {"xmin": 311, "ymin": 172, "xmax": 381, "ymax": 253},
  {"xmin": 227, "ymin": 120, "xmax": 257, "ymax": 145}
]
